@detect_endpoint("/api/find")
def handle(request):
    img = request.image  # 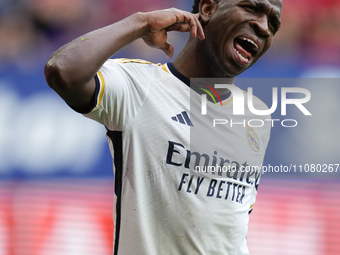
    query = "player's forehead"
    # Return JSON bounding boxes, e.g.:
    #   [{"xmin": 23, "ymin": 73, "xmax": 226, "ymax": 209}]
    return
[{"xmin": 220, "ymin": 0, "xmax": 282, "ymax": 13}]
